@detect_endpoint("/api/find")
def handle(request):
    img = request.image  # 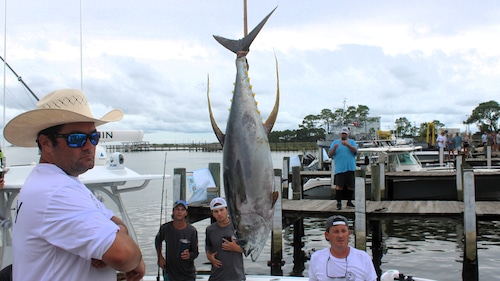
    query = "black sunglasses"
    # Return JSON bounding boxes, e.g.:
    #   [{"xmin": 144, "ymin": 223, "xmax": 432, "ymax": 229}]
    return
[
  {"xmin": 53, "ymin": 132, "xmax": 100, "ymax": 148},
  {"xmin": 326, "ymin": 255, "xmax": 347, "ymax": 278}
]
